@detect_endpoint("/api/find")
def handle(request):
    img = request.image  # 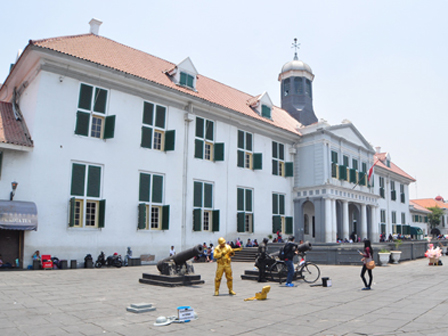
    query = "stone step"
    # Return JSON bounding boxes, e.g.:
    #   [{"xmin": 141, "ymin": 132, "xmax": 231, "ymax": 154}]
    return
[{"xmin": 139, "ymin": 277, "xmax": 205, "ymax": 287}]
